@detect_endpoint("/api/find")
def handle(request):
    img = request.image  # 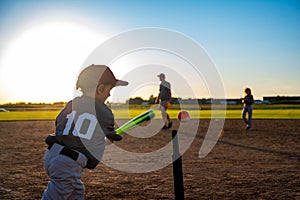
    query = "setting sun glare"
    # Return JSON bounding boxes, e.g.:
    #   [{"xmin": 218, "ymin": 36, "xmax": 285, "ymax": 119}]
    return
[{"xmin": 0, "ymin": 22, "xmax": 104, "ymax": 103}]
